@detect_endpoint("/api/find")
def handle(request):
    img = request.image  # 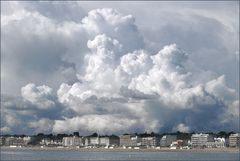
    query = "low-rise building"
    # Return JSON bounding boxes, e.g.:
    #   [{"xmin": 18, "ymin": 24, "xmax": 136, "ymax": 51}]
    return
[
  {"xmin": 120, "ymin": 134, "xmax": 141, "ymax": 147},
  {"xmin": 82, "ymin": 136, "xmax": 99, "ymax": 146},
  {"xmin": 120, "ymin": 134, "xmax": 132, "ymax": 147},
  {"xmin": 0, "ymin": 137, "xmax": 5, "ymax": 146},
  {"xmin": 4, "ymin": 137, "xmax": 25, "ymax": 146},
  {"xmin": 170, "ymin": 141, "xmax": 178, "ymax": 149},
  {"xmin": 229, "ymin": 133, "xmax": 240, "ymax": 147},
  {"xmin": 141, "ymin": 136, "xmax": 160, "ymax": 147},
  {"xmin": 170, "ymin": 140, "xmax": 189, "ymax": 149},
  {"xmin": 99, "ymin": 137, "xmax": 108, "ymax": 146},
  {"xmin": 160, "ymin": 135, "xmax": 177, "ymax": 147},
  {"xmin": 89, "ymin": 137, "xmax": 99, "ymax": 146},
  {"xmin": 99, "ymin": 135, "xmax": 119, "ymax": 146},
  {"xmin": 130, "ymin": 135, "xmax": 142, "ymax": 146},
  {"xmin": 109, "ymin": 135, "xmax": 120, "ymax": 146},
  {"xmin": 191, "ymin": 133, "xmax": 214, "ymax": 147},
  {"xmin": 83, "ymin": 137, "xmax": 90, "ymax": 146},
  {"xmin": 62, "ymin": 136, "xmax": 83, "ymax": 147},
  {"xmin": 40, "ymin": 138, "xmax": 51, "ymax": 146},
  {"xmin": 40, "ymin": 138, "xmax": 62, "ymax": 146},
  {"xmin": 23, "ymin": 136, "xmax": 32, "ymax": 145}
]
